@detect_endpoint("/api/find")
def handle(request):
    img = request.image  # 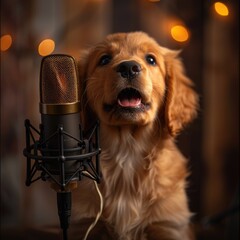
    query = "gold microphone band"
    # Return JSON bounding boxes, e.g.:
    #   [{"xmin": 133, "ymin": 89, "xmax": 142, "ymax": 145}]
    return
[{"xmin": 40, "ymin": 102, "xmax": 81, "ymax": 115}]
